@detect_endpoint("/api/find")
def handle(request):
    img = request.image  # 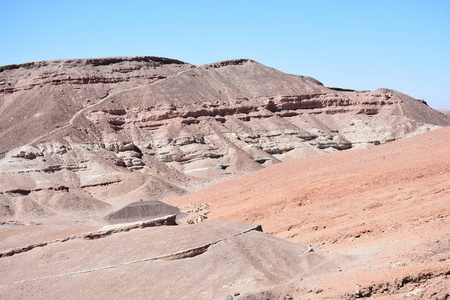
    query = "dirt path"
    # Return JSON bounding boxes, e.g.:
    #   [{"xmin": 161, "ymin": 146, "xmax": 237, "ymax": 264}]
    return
[{"xmin": 27, "ymin": 66, "xmax": 200, "ymax": 146}]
